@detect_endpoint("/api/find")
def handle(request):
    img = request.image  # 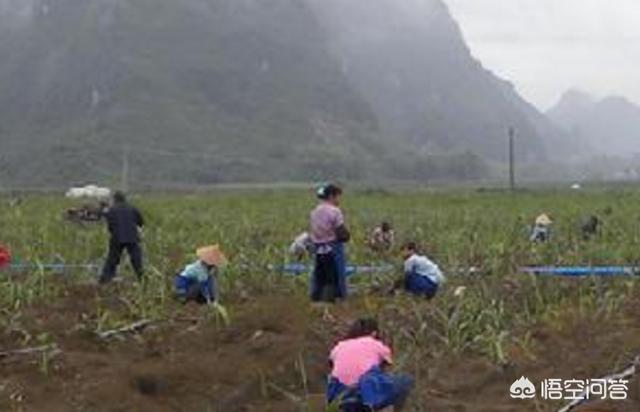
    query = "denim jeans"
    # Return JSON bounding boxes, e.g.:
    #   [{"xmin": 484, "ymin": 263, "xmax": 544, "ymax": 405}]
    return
[{"xmin": 327, "ymin": 368, "xmax": 413, "ymax": 411}]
